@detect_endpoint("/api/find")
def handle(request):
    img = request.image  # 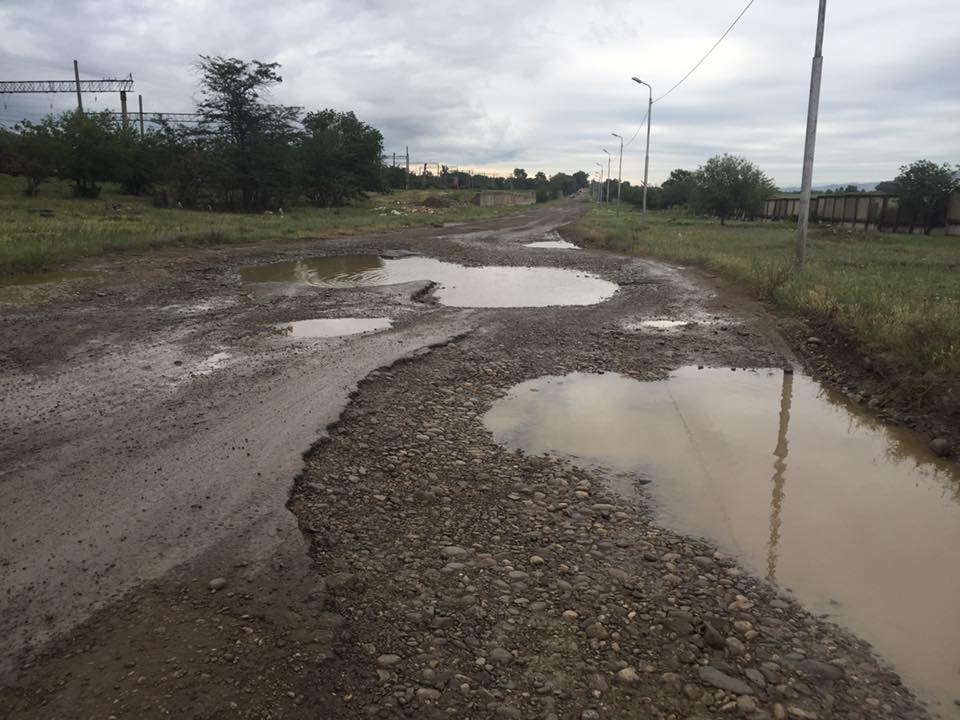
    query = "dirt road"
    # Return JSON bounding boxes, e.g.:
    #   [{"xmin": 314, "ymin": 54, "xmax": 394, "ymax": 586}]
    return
[{"xmin": 0, "ymin": 201, "xmax": 935, "ymax": 718}]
